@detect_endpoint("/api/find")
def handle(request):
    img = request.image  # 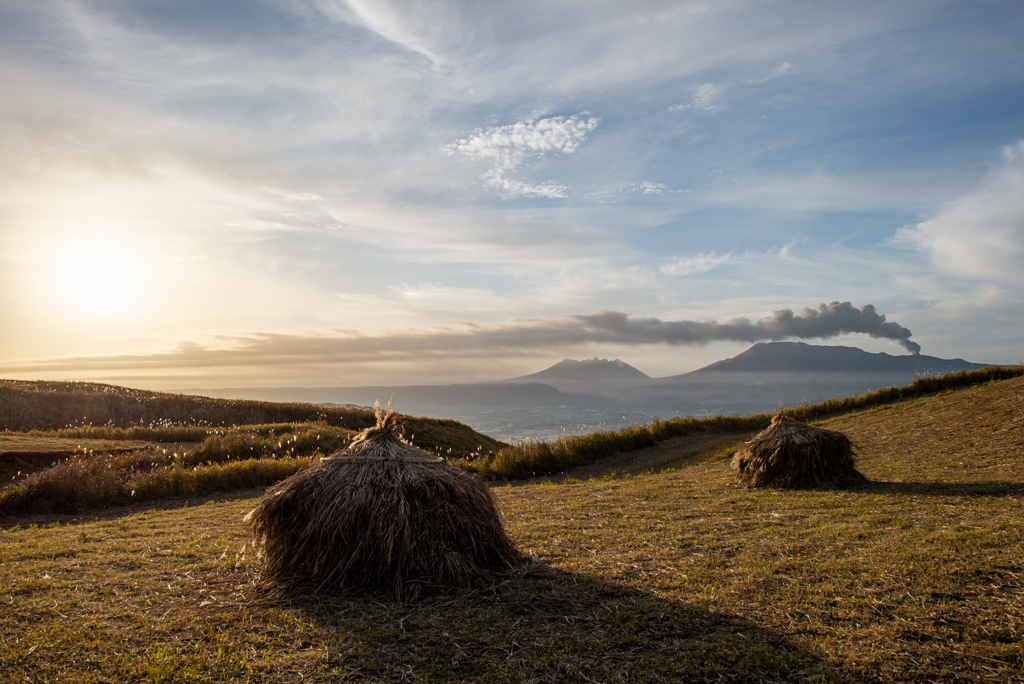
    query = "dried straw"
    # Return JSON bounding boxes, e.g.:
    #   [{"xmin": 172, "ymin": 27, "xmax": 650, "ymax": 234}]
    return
[
  {"xmin": 731, "ymin": 413, "xmax": 867, "ymax": 488},
  {"xmin": 245, "ymin": 403, "xmax": 526, "ymax": 601}
]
